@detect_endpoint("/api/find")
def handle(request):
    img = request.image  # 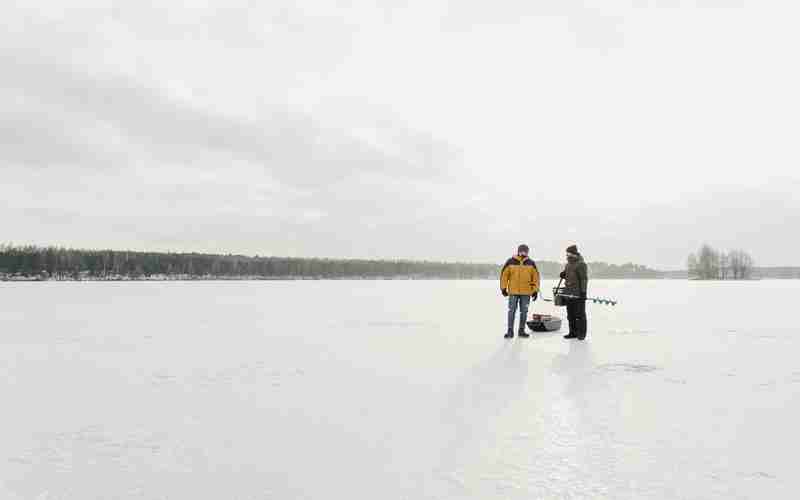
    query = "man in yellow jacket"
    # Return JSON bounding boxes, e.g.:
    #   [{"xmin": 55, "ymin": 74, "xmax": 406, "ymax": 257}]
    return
[{"xmin": 500, "ymin": 244, "xmax": 541, "ymax": 338}]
